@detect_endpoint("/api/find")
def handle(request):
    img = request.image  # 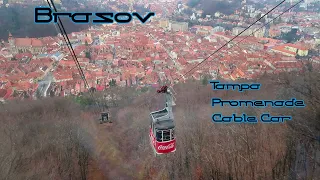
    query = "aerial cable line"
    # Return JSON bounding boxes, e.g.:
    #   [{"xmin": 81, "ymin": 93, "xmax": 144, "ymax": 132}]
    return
[
  {"xmin": 175, "ymin": 0, "xmax": 289, "ymax": 82},
  {"xmin": 45, "ymin": 0, "xmax": 84, "ymax": 82},
  {"xmin": 46, "ymin": 0, "xmax": 90, "ymax": 90},
  {"xmin": 46, "ymin": 0, "xmax": 87, "ymax": 88},
  {"xmin": 46, "ymin": 0, "xmax": 107, "ymax": 113},
  {"xmin": 202, "ymin": 0, "xmax": 305, "ymax": 69},
  {"xmin": 135, "ymin": 0, "xmax": 303, "ymax": 108},
  {"xmin": 49, "ymin": 0, "xmax": 88, "ymax": 88}
]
